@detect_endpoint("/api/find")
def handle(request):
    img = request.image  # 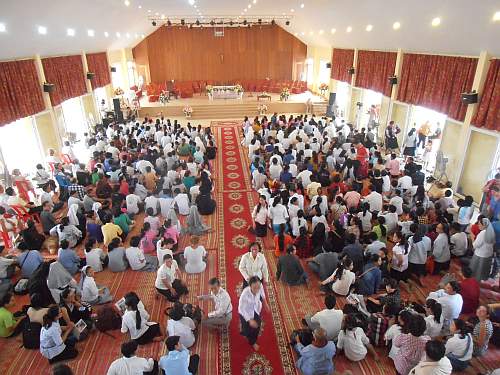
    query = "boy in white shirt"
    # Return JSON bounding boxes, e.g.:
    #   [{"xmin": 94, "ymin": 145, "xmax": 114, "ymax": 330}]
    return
[{"xmin": 173, "ymin": 188, "xmax": 190, "ymax": 215}]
